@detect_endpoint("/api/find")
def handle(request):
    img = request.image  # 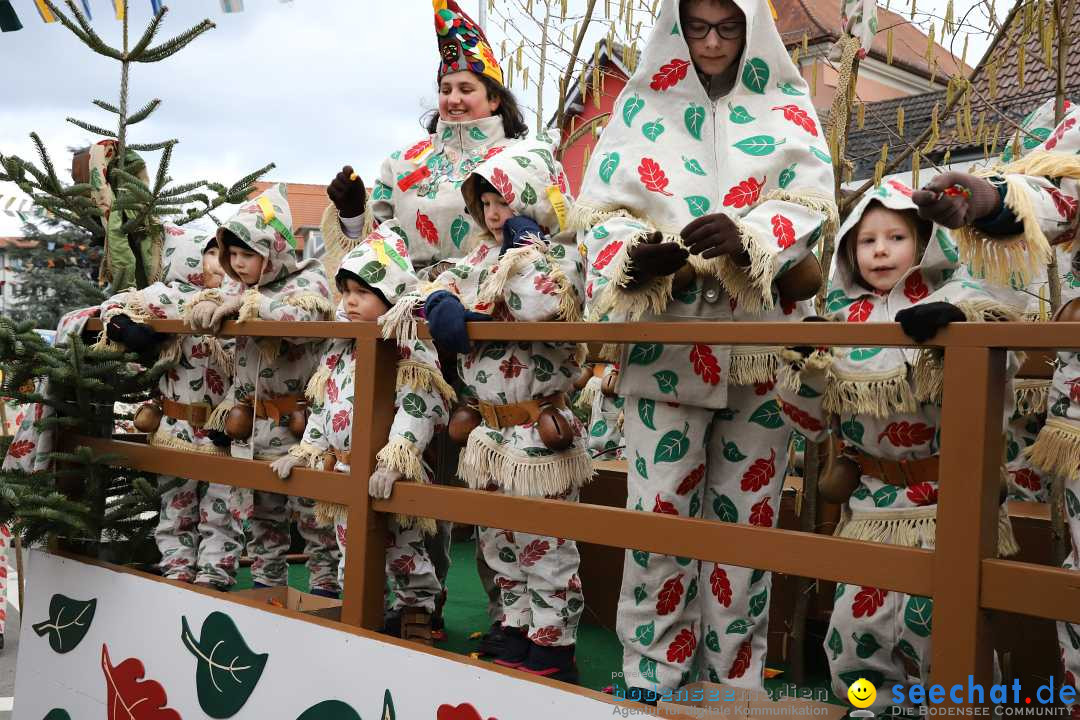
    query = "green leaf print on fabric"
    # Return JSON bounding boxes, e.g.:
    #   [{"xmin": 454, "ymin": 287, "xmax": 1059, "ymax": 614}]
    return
[
  {"xmin": 686, "ymin": 577, "xmax": 698, "ymax": 604},
  {"xmin": 741, "ymin": 57, "xmax": 770, "ymax": 94},
  {"xmin": 712, "ymin": 490, "xmax": 738, "ymax": 522},
  {"xmin": 936, "ymin": 228, "xmax": 959, "ymax": 262},
  {"xmin": 728, "ymin": 103, "xmax": 755, "ymax": 124},
  {"xmin": 778, "ymin": 163, "xmax": 797, "ymax": 188},
  {"xmin": 796, "ymin": 384, "xmax": 821, "ymax": 398},
  {"xmin": 810, "ymin": 147, "xmax": 832, "ymax": 164},
  {"xmin": 623, "ymin": 94, "xmax": 646, "ymax": 127},
  {"xmin": 508, "ymin": 291, "xmax": 523, "ymax": 311},
  {"xmin": 703, "ymin": 627, "xmax": 721, "ymax": 652},
  {"xmin": 629, "ymin": 343, "xmax": 663, "ymax": 365},
  {"xmin": 1052, "ymin": 396, "xmax": 1070, "ymax": 417},
  {"xmin": 748, "ymin": 588, "xmax": 768, "ymax": 617},
  {"xmin": 654, "ymin": 423, "xmax": 690, "ymax": 463},
  {"xmin": 372, "ymin": 180, "xmax": 393, "ymax": 200},
  {"xmin": 872, "ymin": 485, "xmax": 898, "ymax": 507},
  {"xmin": 599, "ymin": 152, "xmax": 620, "ymax": 183},
  {"xmin": 654, "ymin": 370, "xmax": 679, "ymax": 395},
  {"xmin": 824, "ymin": 288, "xmax": 855, "ymax": 313},
  {"xmin": 635, "ymin": 451, "xmax": 649, "ymax": 478},
  {"xmin": 848, "ymin": 347, "xmax": 883, "ymax": 361},
  {"xmin": 590, "ymin": 419, "xmax": 609, "ymax": 437},
  {"xmin": 530, "ymin": 590, "xmax": 553, "ymax": 609},
  {"xmin": 513, "ymin": 155, "xmax": 532, "ymax": 168},
  {"xmin": 531, "ymin": 355, "xmax": 554, "ymax": 381},
  {"xmin": 402, "ymin": 393, "xmax": 427, "ymax": 418},
  {"xmin": 689, "ymin": 493, "xmax": 701, "ymax": 517},
  {"xmin": 721, "ymin": 437, "xmax": 747, "ymax": 462},
  {"xmin": 777, "ymin": 82, "xmax": 805, "ymax": 95},
  {"xmin": 450, "ymin": 217, "xmax": 470, "ymax": 248},
  {"xmin": 842, "ymin": 418, "xmax": 865, "ymax": 444},
  {"xmin": 642, "ymin": 119, "xmax": 666, "ymax": 142},
  {"xmin": 827, "ymin": 628, "xmax": 842, "ymax": 660},
  {"xmin": 43, "ymin": 711, "xmax": 72, "ymax": 720},
  {"xmin": 633, "ymin": 549, "xmax": 650, "ymax": 567},
  {"xmin": 499, "ymin": 547, "xmax": 516, "ymax": 563},
  {"xmin": 634, "ymin": 621, "xmax": 656, "ymax": 646},
  {"xmin": 897, "ymin": 639, "xmax": 921, "ymax": 666},
  {"xmin": 521, "ymin": 183, "xmax": 538, "ymax": 205},
  {"xmin": 640, "ymin": 656, "xmax": 659, "ymax": 683},
  {"xmin": 634, "ymin": 583, "xmax": 648, "ymax": 604},
  {"xmin": 748, "ymin": 400, "xmax": 783, "ymax": 429},
  {"xmin": 685, "ymin": 196, "xmax": 712, "ymax": 217},
  {"xmin": 1066, "ymin": 623, "xmax": 1080, "ymax": 650},
  {"xmin": 468, "ymin": 127, "xmax": 488, "ymax": 141},
  {"xmin": 750, "ymin": 569, "xmax": 765, "ymax": 584},
  {"xmin": 1024, "ymin": 127, "xmax": 1052, "ymax": 149},
  {"xmin": 853, "ymin": 632, "xmax": 882, "ymax": 659},
  {"xmin": 904, "ymin": 596, "xmax": 933, "ymax": 637},
  {"xmin": 727, "ymin": 619, "xmax": 751, "ymax": 634},
  {"xmin": 182, "ymin": 612, "xmax": 269, "ymax": 718},
  {"xmin": 357, "ymin": 260, "xmax": 386, "ymax": 285},
  {"xmin": 32, "ymin": 595, "xmax": 96, "ymax": 654},
  {"xmin": 733, "ymin": 135, "xmax": 786, "ymax": 156},
  {"xmin": 685, "ymin": 104, "xmax": 706, "ymax": 139},
  {"xmin": 852, "ymin": 484, "xmax": 871, "ymax": 500},
  {"xmin": 683, "ymin": 156, "xmax": 707, "ymax": 175},
  {"xmin": 1067, "ymin": 488, "xmax": 1080, "ymax": 519}
]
